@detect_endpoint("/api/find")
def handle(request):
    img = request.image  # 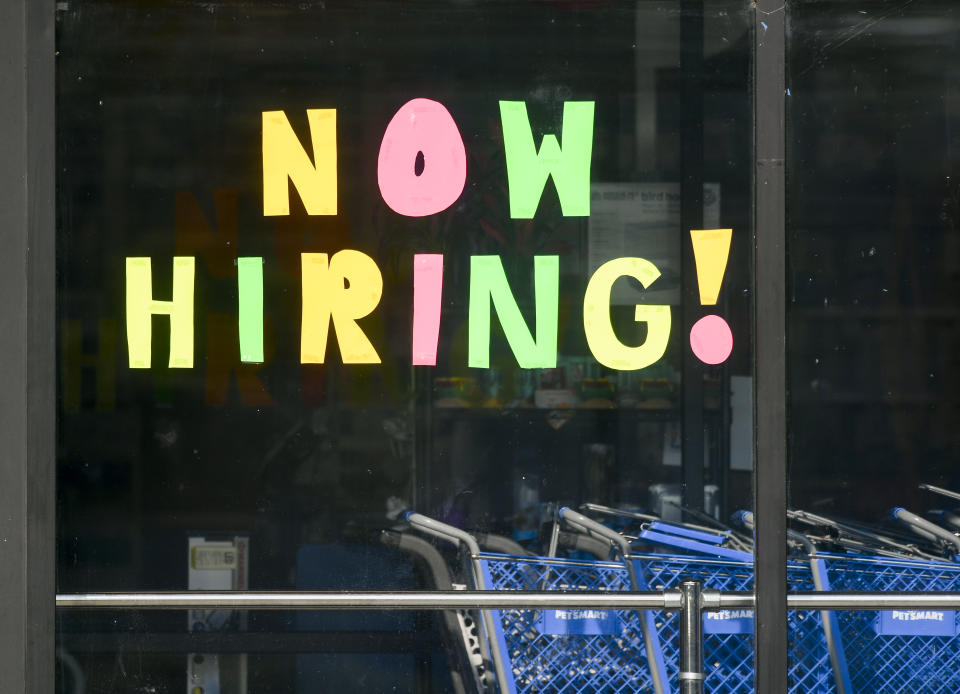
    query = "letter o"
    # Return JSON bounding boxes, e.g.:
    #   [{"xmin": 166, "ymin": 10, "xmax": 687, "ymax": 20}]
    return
[{"xmin": 377, "ymin": 98, "xmax": 467, "ymax": 217}]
